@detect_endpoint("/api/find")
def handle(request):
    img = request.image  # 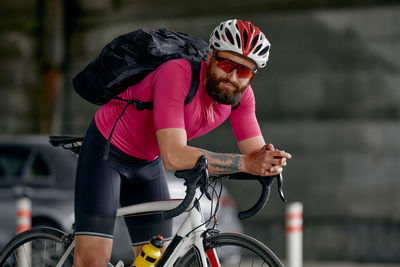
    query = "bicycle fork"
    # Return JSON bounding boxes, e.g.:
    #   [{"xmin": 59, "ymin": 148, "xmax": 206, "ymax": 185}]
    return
[{"xmin": 156, "ymin": 197, "xmax": 217, "ymax": 266}]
